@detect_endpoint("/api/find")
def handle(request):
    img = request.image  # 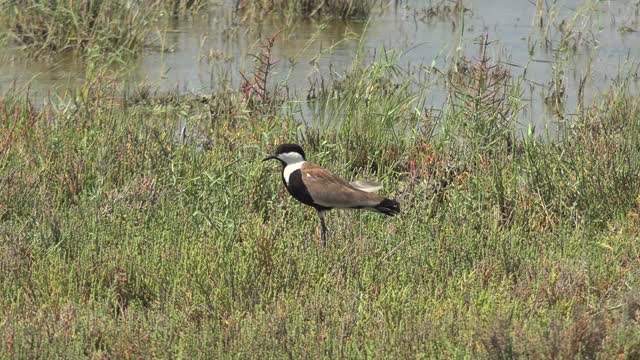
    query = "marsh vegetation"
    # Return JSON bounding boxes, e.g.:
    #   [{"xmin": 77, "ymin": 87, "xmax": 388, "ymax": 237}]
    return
[{"xmin": 1, "ymin": 0, "xmax": 640, "ymax": 358}]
